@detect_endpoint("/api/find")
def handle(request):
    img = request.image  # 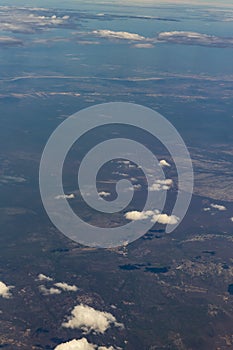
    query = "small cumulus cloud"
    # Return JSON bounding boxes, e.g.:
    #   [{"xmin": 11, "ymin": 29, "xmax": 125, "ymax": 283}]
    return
[
  {"xmin": 132, "ymin": 184, "xmax": 142, "ymax": 190},
  {"xmin": 62, "ymin": 304, "xmax": 124, "ymax": 334},
  {"xmin": 125, "ymin": 210, "xmax": 157, "ymax": 221},
  {"xmin": 230, "ymin": 217, "xmax": 233, "ymax": 222},
  {"xmin": 98, "ymin": 191, "xmax": 111, "ymax": 198},
  {"xmin": 210, "ymin": 203, "xmax": 227, "ymax": 211},
  {"xmin": 125, "ymin": 209, "xmax": 179, "ymax": 225},
  {"xmin": 55, "ymin": 194, "xmax": 75, "ymax": 199},
  {"xmin": 37, "ymin": 273, "xmax": 53, "ymax": 282},
  {"xmin": 39, "ymin": 285, "xmax": 61, "ymax": 295},
  {"xmin": 54, "ymin": 282, "xmax": 78, "ymax": 292},
  {"xmin": 0, "ymin": 281, "xmax": 14, "ymax": 299},
  {"xmin": 159, "ymin": 159, "xmax": 171, "ymax": 167},
  {"xmin": 203, "ymin": 207, "xmax": 211, "ymax": 212},
  {"xmin": 151, "ymin": 213, "xmax": 179, "ymax": 225}
]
